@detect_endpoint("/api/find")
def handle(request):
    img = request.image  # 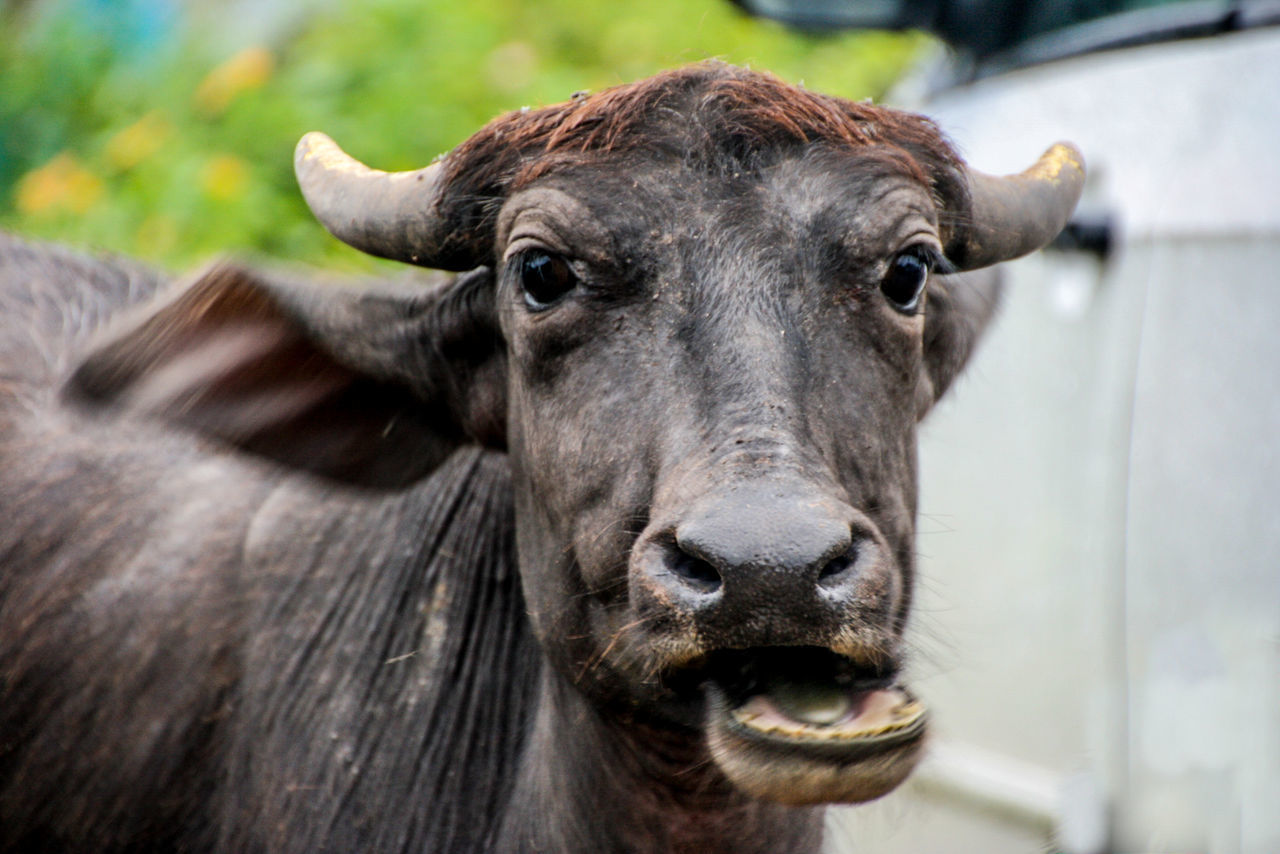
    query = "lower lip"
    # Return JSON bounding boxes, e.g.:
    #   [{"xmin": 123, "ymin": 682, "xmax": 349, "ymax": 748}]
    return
[
  {"xmin": 708, "ymin": 682, "xmax": 927, "ymax": 759},
  {"xmin": 703, "ymin": 683, "xmax": 928, "ymax": 804}
]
